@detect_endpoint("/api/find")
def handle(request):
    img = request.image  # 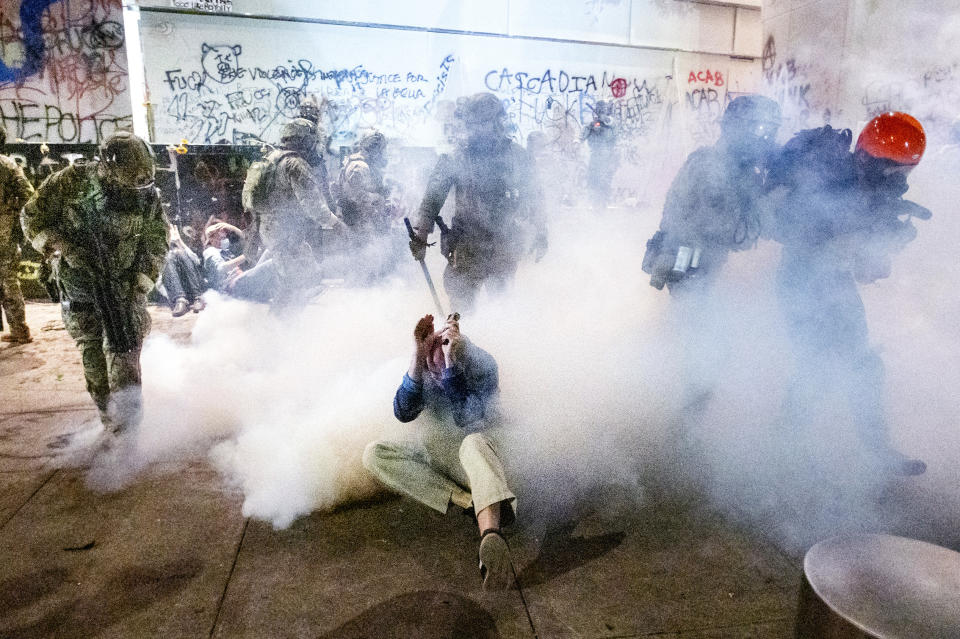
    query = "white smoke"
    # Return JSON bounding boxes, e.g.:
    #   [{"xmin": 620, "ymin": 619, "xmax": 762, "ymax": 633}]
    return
[
  {"xmin": 67, "ymin": 155, "xmax": 959, "ymax": 552},
  {"xmin": 74, "ymin": 1, "xmax": 960, "ymax": 546}
]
